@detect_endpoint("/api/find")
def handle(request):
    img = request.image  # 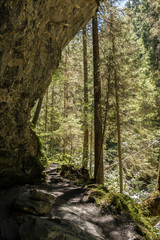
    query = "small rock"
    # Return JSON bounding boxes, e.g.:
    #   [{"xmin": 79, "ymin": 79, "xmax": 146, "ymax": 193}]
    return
[
  {"xmin": 30, "ymin": 189, "xmax": 55, "ymax": 202},
  {"xmin": 14, "ymin": 198, "xmax": 53, "ymax": 215}
]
